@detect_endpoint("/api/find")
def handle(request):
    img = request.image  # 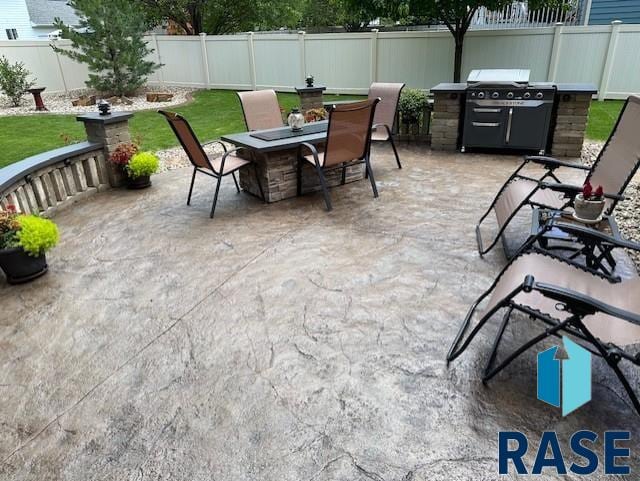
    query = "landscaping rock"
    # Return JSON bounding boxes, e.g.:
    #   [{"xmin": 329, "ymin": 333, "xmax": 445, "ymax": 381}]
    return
[
  {"xmin": 71, "ymin": 94, "xmax": 96, "ymax": 107},
  {"xmin": 146, "ymin": 92, "xmax": 174, "ymax": 102}
]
